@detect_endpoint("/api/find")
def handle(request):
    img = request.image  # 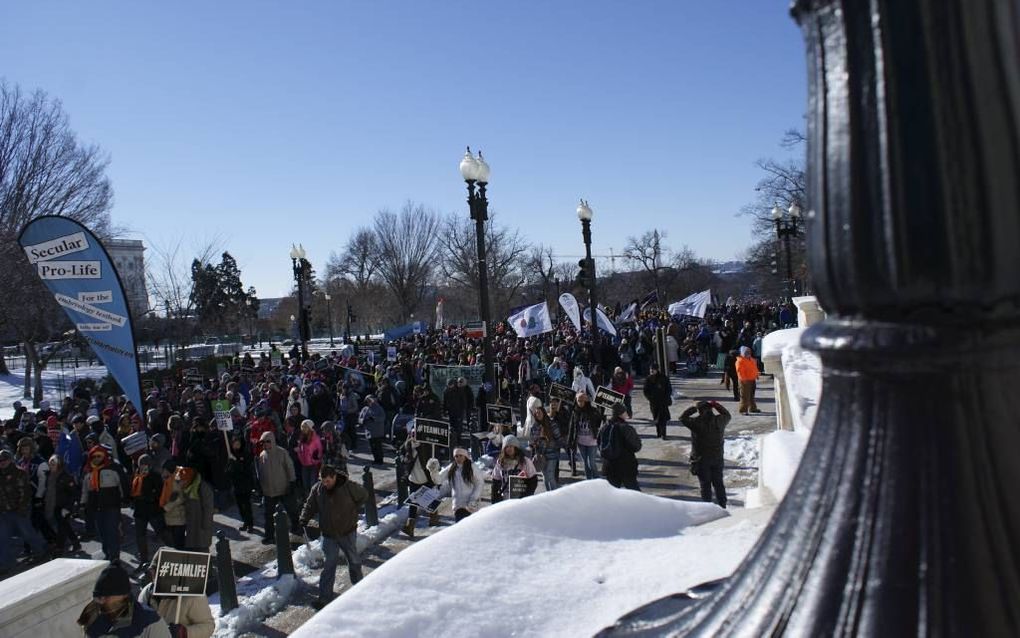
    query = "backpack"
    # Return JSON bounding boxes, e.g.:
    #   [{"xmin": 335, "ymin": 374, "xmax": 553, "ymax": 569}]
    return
[{"xmin": 598, "ymin": 423, "xmax": 621, "ymax": 461}]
